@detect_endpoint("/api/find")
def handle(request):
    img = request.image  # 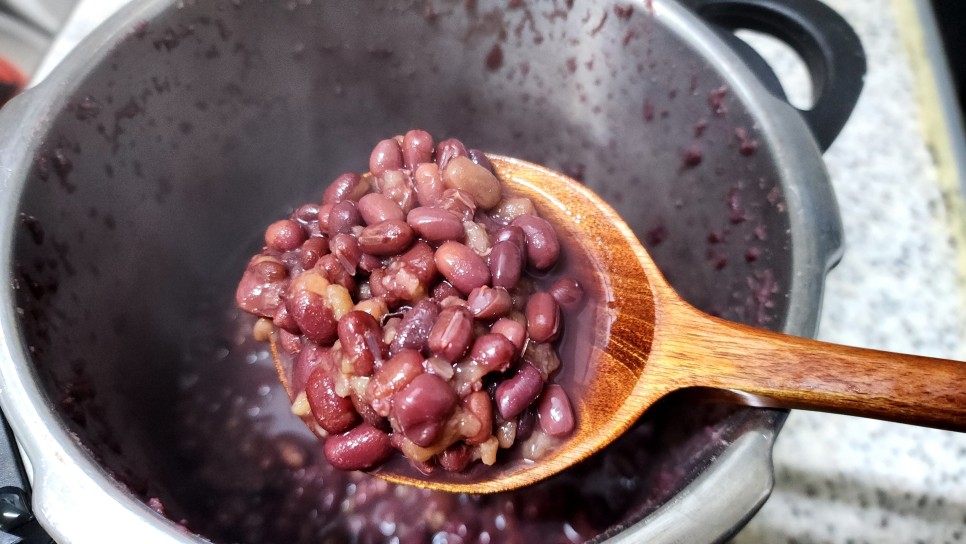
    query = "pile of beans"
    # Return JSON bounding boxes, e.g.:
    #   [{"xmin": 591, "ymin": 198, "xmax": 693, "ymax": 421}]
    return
[{"xmin": 235, "ymin": 131, "xmax": 581, "ymax": 473}]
